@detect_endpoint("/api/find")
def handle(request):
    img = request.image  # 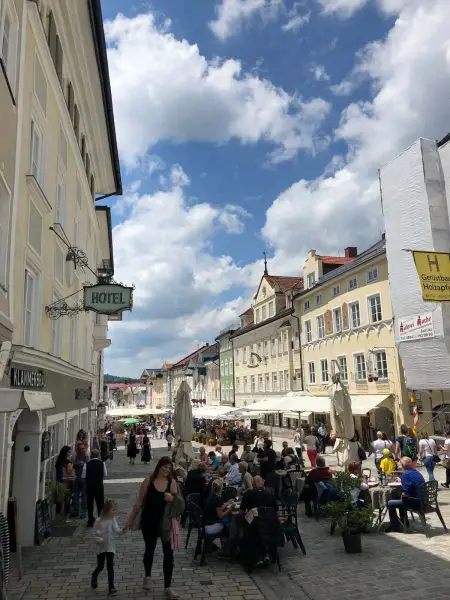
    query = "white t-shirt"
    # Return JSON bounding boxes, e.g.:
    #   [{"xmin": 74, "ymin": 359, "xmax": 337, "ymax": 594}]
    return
[
  {"xmin": 419, "ymin": 438, "xmax": 436, "ymax": 457},
  {"xmin": 93, "ymin": 517, "xmax": 122, "ymax": 553},
  {"xmin": 293, "ymin": 432, "xmax": 303, "ymax": 448},
  {"xmin": 372, "ymin": 439, "xmax": 392, "ymax": 459},
  {"xmin": 304, "ymin": 435, "xmax": 318, "ymax": 450}
]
